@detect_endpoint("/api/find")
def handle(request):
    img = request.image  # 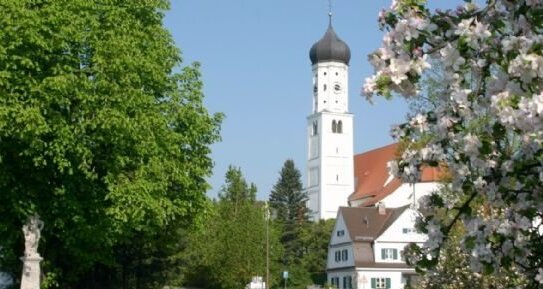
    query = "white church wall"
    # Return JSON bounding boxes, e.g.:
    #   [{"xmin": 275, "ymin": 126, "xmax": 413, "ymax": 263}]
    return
[{"xmin": 380, "ymin": 182, "xmax": 439, "ymax": 208}]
